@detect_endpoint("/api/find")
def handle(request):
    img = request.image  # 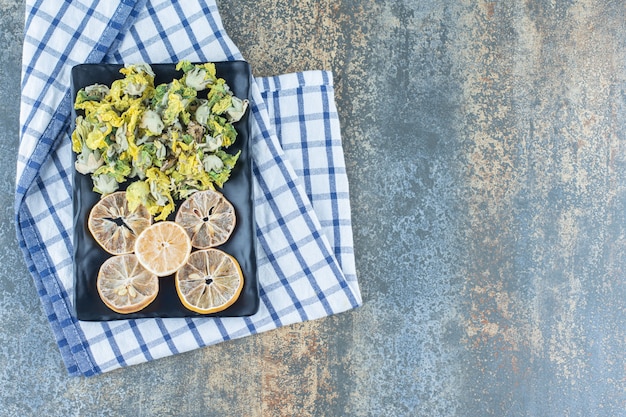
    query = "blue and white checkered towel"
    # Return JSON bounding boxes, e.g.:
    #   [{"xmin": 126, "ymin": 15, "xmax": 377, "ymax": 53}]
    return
[{"xmin": 16, "ymin": 0, "xmax": 361, "ymax": 377}]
